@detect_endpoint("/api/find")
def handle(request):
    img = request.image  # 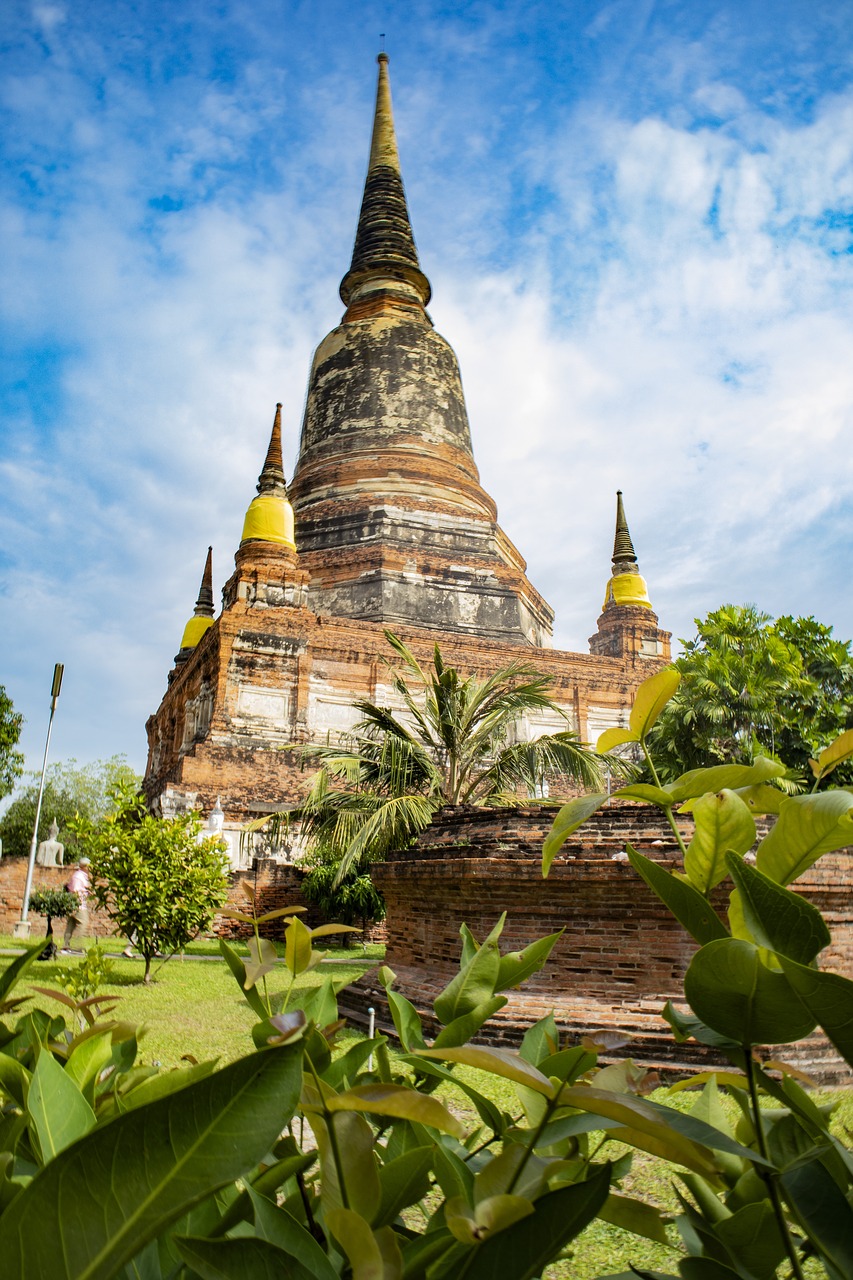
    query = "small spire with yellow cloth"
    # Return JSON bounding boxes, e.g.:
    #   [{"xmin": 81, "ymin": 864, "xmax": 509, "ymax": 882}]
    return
[
  {"xmin": 240, "ymin": 403, "xmax": 296, "ymax": 548},
  {"xmin": 602, "ymin": 490, "xmax": 652, "ymax": 611},
  {"xmin": 178, "ymin": 546, "xmax": 216, "ymax": 654}
]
